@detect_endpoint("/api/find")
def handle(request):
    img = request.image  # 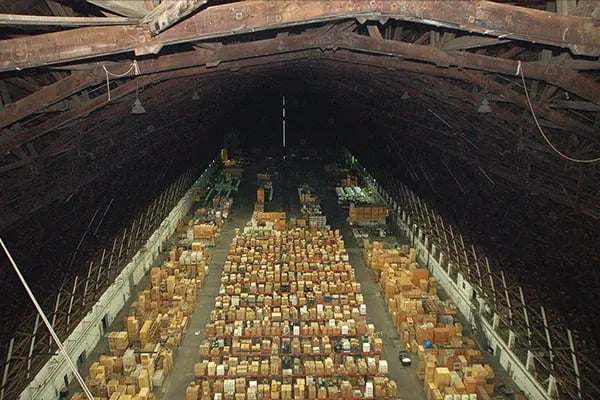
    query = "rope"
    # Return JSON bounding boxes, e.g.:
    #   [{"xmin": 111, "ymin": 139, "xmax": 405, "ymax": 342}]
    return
[
  {"xmin": 0, "ymin": 238, "xmax": 95, "ymax": 400},
  {"xmin": 517, "ymin": 61, "xmax": 600, "ymax": 163},
  {"xmin": 103, "ymin": 60, "xmax": 141, "ymax": 102}
]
